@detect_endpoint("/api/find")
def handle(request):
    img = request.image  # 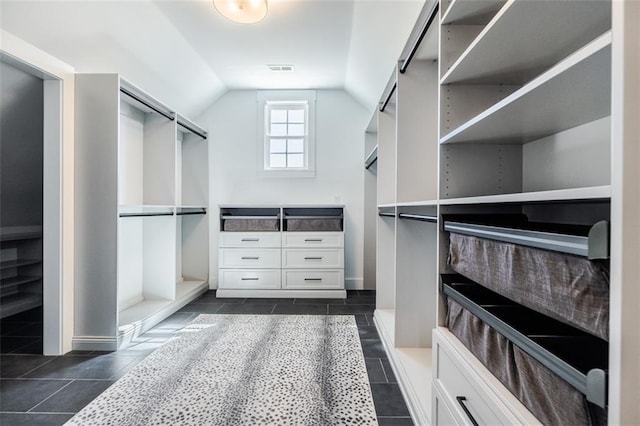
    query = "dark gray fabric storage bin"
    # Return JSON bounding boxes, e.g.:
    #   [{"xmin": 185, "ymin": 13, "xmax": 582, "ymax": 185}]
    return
[
  {"xmin": 286, "ymin": 218, "xmax": 342, "ymax": 232},
  {"xmin": 448, "ymin": 233, "xmax": 610, "ymax": 340},
  {"xmin": 446, "ymin": 298, "xmax": 607, "ymax": 426},
  {"xmin": 222, "ymin": 219, "xmax": 279, "ymax": 232}
]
